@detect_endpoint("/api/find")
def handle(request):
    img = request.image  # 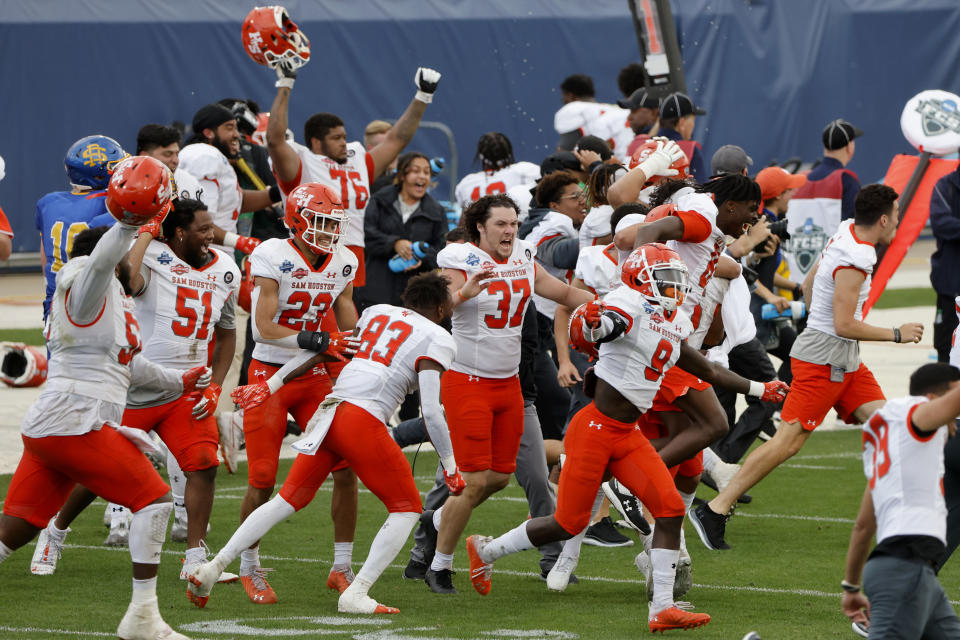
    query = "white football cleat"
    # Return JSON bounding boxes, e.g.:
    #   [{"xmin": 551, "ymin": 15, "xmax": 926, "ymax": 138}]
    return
[
  {"xmin": 180, "ymin": 547, "xmax": 238, "ymax": 584},
  {"xmin": 338, "ymin": 586, "xmax": 399, "ymax": 614},
  {"xmin": 185, "ymin": 561, "xmax": 222, "ymax": 608},
  {"xmin": 546, "ymin": 554, "xmax": 579, "ymax": 592},
  {"xmin": 31, "ymin": 520, "xmax": 68, "ymax": 575},
  {"xmin": 634, "ymin": 549, "xmax": 654, "ymax": 600},
  {"xmin": 217, "ymin": 411, "xmax": 244, "ymax": 474},
  {"xmin": 117, "ymin": 596, "xmax": 190, "ymax": 639}
]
